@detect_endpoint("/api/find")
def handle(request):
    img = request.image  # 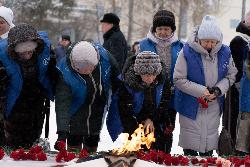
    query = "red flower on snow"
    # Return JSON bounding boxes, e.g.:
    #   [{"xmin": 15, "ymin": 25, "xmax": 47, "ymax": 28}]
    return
[
  {"xmin": 0, "ymin": 148, "xmax": 4, "ymax": 160},
  {"xmin": 56, "ymin": 141, "xmax": 66, "ymax": 151},
  {"xmin": 78, "ymin": 149, "xmax": 89, "ymax": 159}
]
